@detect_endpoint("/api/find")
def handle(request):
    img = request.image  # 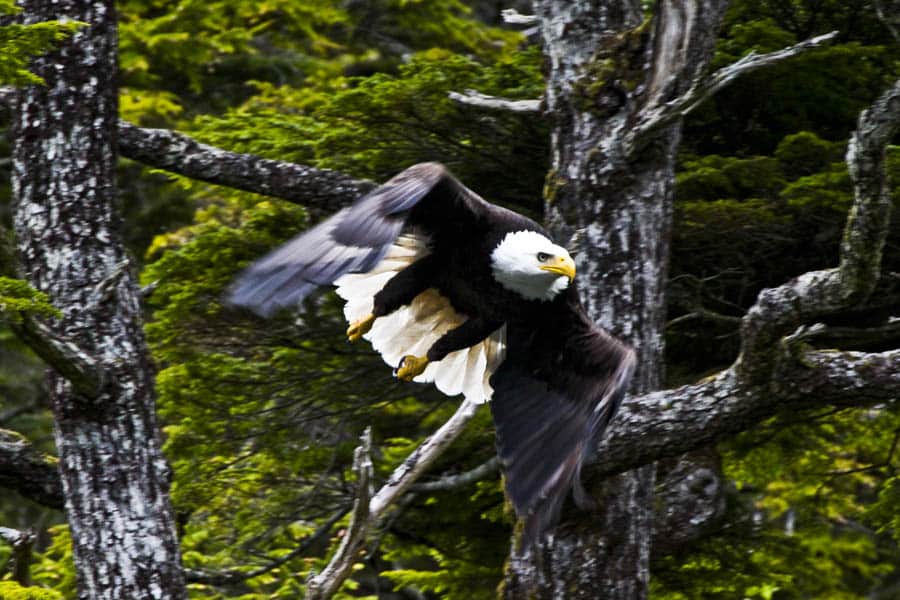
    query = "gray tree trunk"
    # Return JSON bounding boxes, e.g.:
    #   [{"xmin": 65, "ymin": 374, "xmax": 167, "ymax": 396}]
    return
[
  {"xmin": 502, "ymin": 1, "xmax": 727, "ymax": 596},
  {"xmin": 11, "ymin": 0, "xmax": 186, "ymax": 598}
]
